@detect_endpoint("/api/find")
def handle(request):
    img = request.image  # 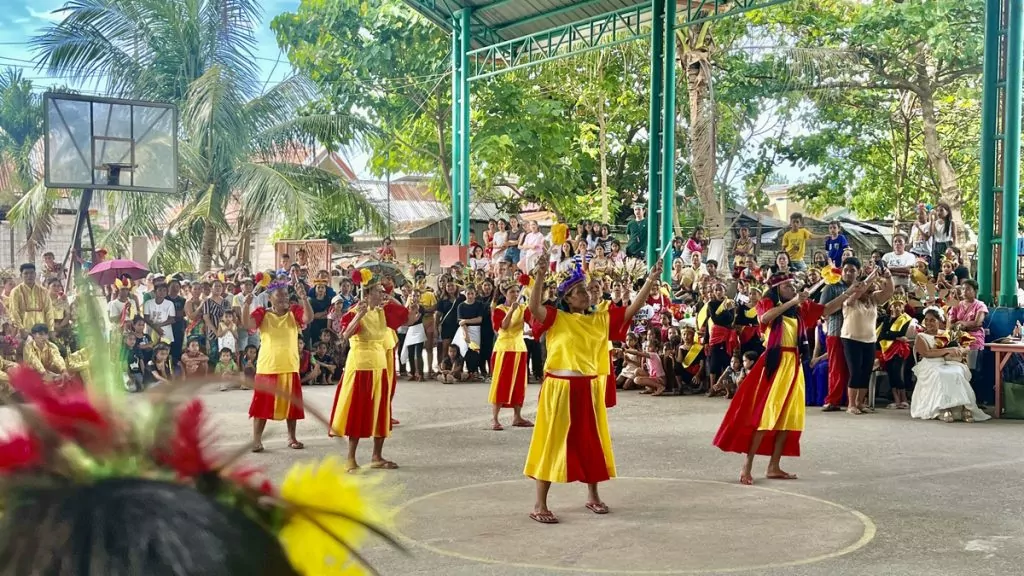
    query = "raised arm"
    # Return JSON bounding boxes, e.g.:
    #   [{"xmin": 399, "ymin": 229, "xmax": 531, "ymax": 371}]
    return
[
  {"xmin": 624, "ymin": 261, "xmax": 663, "ymax": 324},
  {"xmin": 296, "ymin": 287, "xmax": 313, "ymax": 328},
  {"xmin": 760, "ymin": 291, "xmax": 807, "ymax": 326},
  {"xmin": 342, "ymin": 301, "xmax": 368, "ymax": 340},
  {"xmin": 870, "ymin": 269, "xmax": 895, "ymax": 306},
  {"xmin": 528, "ymin": 250, "xmax": 550, "ymax": 326}
]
